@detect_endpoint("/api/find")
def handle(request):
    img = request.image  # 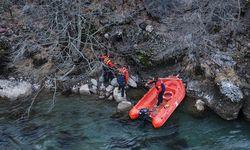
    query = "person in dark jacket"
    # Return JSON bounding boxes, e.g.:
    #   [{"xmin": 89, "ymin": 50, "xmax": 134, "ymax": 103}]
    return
[
  {"xmin": 117, "ymin": 66, "xmax": 129, "ymax": 97},
  {"xmin": 145, "ymin": 76, "xmax": 166, "ymax": 106}
]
